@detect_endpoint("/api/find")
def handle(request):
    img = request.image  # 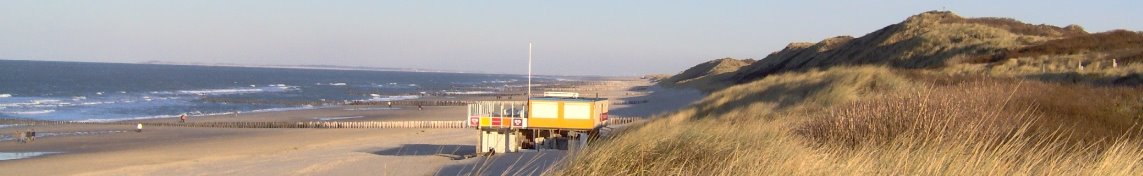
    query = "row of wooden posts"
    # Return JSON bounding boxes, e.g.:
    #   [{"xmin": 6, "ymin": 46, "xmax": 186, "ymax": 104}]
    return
[
  {"xmin": 8, "ymin": 116, "xmax": 646, "ymax": 129},
  {"xmin": 613, "ymin": 100, "xmax": 651, "ymax": 105},
  {"xmin": 608, "ymin": 116, "xmax": 642, "ymax": 125}
]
